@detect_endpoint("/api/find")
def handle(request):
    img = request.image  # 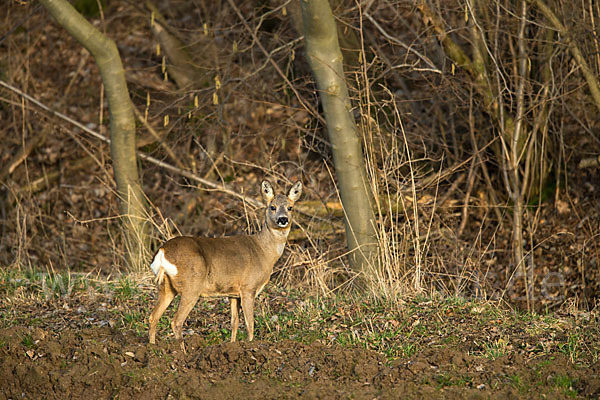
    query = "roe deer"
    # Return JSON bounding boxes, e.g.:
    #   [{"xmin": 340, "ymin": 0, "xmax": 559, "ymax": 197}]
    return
[{"xmin": 148, "ymin": 180, "xmax": 302, "ymax": 349}]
